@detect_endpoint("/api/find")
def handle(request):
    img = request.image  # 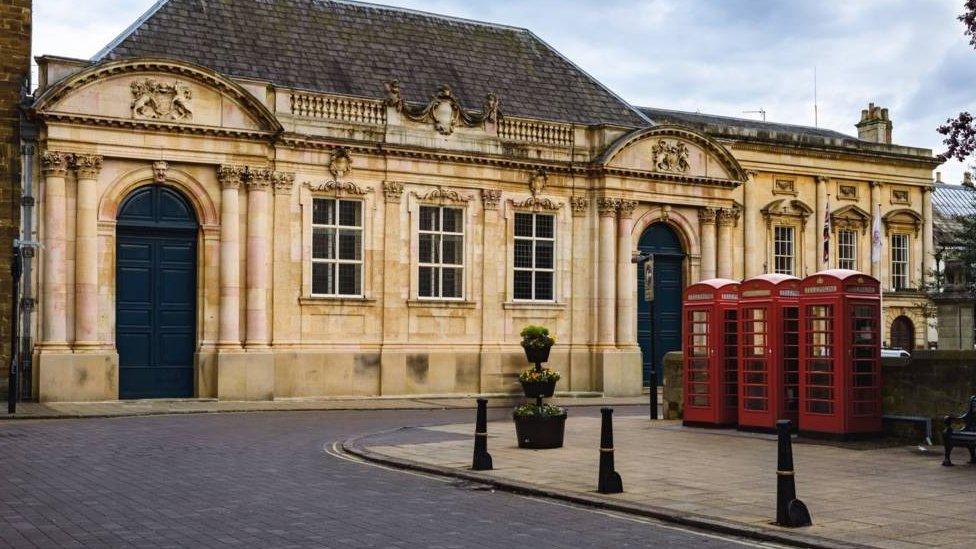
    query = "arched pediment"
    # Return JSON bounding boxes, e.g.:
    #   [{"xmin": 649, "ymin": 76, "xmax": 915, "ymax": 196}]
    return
[
  {"xmin": 762, "ymin": 198, "xmax": 813, "ymax": 219},
  {"xmin": 883, "ymin": 208, "xmax": 922, "ymax": 236},
  {"xmin": 598, "ymin": 125, "xmax": 747, "ymax": 186},
  {"xmin": 32, "ymin": 58, "xmax": 283, "ymax": 137}
]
